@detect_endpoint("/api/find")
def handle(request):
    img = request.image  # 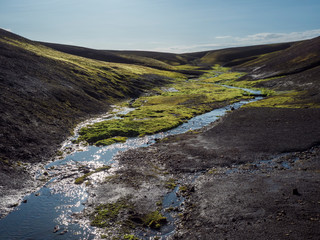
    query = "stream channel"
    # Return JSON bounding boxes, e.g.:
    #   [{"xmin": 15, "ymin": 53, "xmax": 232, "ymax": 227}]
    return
[{"xmin": 0, "ymin": 85, "xmax": 263, "ymax": 240}]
